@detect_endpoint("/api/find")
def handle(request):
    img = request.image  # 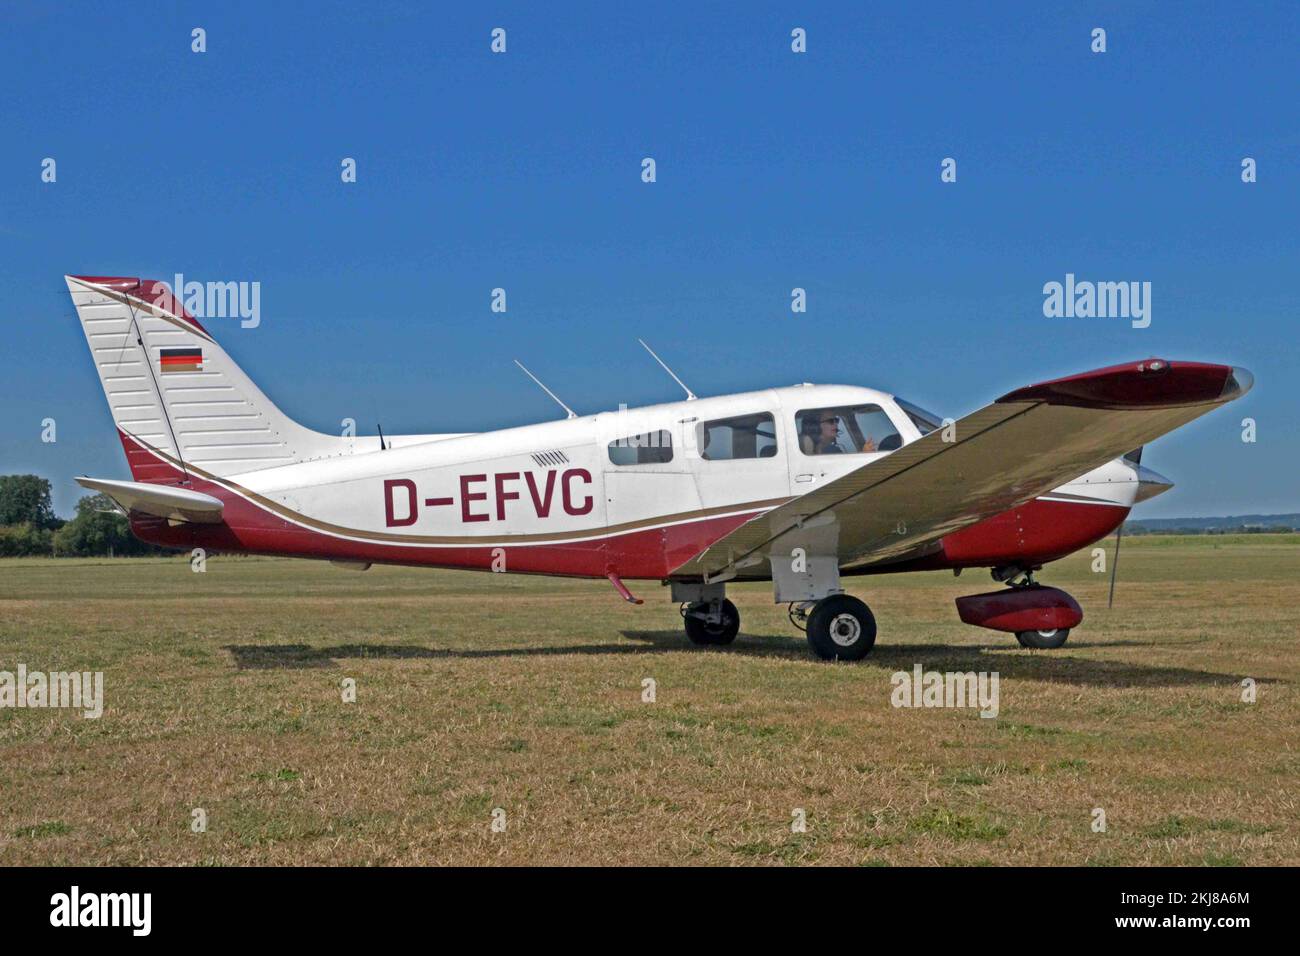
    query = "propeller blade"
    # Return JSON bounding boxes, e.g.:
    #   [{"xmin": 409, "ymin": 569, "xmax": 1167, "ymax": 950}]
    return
[
  {"xmin": 1108, "ymin": 523, "xmax": 1124, "ymax": 609},
  {"xmin": 1110, "ymin": 447, "xmax": 1142, "ymax": 608}
]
